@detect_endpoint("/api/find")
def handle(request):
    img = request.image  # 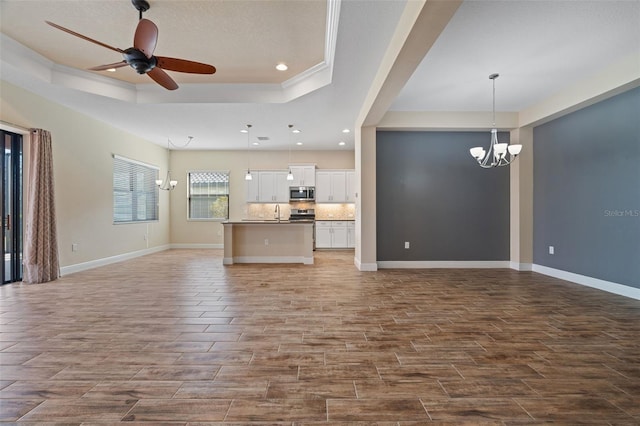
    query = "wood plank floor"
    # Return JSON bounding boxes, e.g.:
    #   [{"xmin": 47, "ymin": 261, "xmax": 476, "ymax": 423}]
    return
[{"xmin": 1, "ymin": 249, "xmax": 639, "ymax": 424}]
